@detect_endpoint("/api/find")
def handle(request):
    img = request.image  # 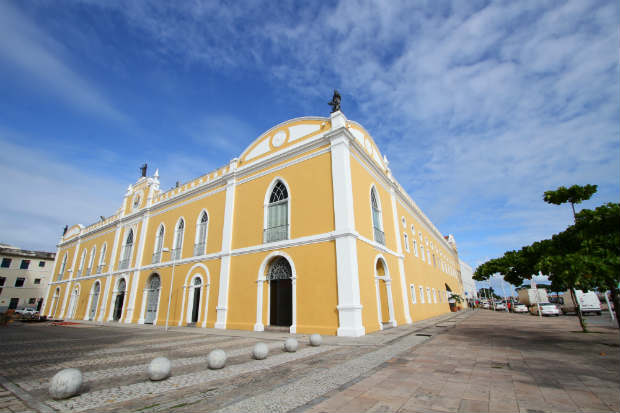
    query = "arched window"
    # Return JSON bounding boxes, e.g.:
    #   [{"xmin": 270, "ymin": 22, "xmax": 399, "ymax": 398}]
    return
[
  {"xmin": 264, "ymin": 181, "xmax": 289, "ymax": 243},
  {"xmin": 153, "ymin": 225, "xmax": 164, "ymax": 263},
  {"xmin": 371, "ymin": 187, "xmax": 385, "ymax": 245},
  {"xmin": 194, "ymin": 212, "xmax": 208, "ymax": 256},
  {"xmin": 57, "ymin": 253, "xmax": 68, "ymax": 281},
  {"xmin": 173, "ymin": 219, "xmax": 184, "ymax": 260},
  {"xmin": 97, "ymin": 244, "xmax": 107, "ymax": 274},
  {"xmin": 78, "ymin": 249, "xmax": 86, "ymax": 276},
  {"xmin": 86, "ymin": 246, "xmax": 96, "ymax": 275},
  {"xmin": 119, "ymin": 229, "xmax": 133, "ymax": 270}
]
